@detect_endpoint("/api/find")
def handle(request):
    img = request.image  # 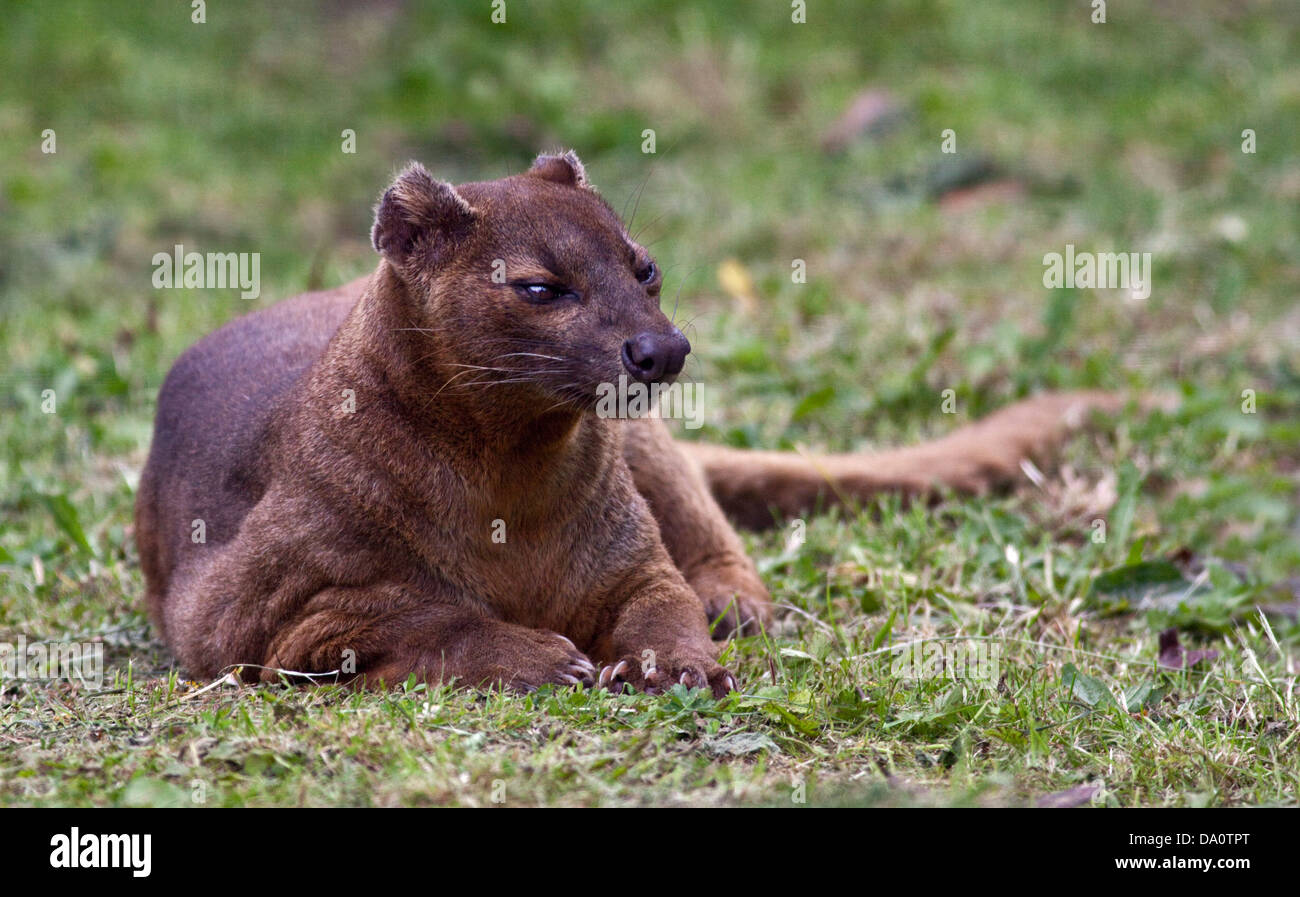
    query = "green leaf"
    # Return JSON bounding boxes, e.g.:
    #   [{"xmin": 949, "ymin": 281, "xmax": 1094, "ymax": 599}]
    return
[
  {"xmin": 870, "ymin": 608, "xmax": 897, "ymax": 652},
  {"xmin": 704, "ymin": 731, "xmax": 778, "ymax": 756},
  {"xmin": 42, "ymin": 493, "xmax": 94, "ymax": 557},
  {"xmin": 828, "ymin": 687, "xmax": 871, "ymax": 721},
  {"xmin": 1087, "ymin": 560, "xmax": 1186, "ymax": 614},
  {"xmin": 1122, "ymin": 680, "xmax": 1165, "ymax": 712},
  {"xmin": 1108, "ymin": 461, "xmax": 1144, "ymax": 556},
  {"xmin": 118, "ymin": 776, "xmax": 190, "ymax": 807},
  {"xmin": 1060, "ymin": 663, "xmax": 1116, "ymax": 709},
  {"xmin": 940, "ymin": 732, "xmax": 966, "ymax": 770},
  {"xmin": 791, "ymin": 385, "xmax": 836, "ymax": 421}
]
